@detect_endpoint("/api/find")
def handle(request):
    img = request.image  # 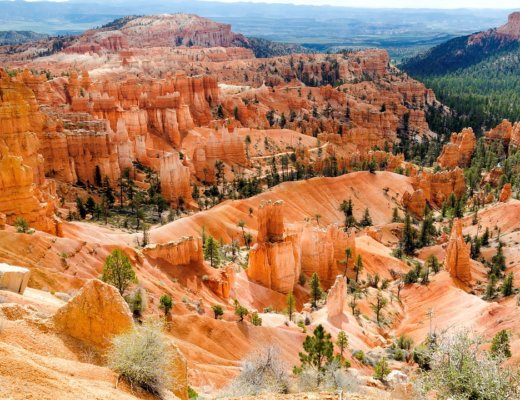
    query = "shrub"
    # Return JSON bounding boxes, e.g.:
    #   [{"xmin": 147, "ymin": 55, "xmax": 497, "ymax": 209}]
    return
[
  {"xmin": 234, "ymin": 300, "xmax": 249, "ymax": 322},
  {"xmin": 212, "ymin": 304, "xmax": 224, "ymax": 319},
  {"xmin": 159, "ymin": 294, "xmax": 173, "ymax": 316},
  {"xmin": 374, "ymin": 357, "xmax": 390, "ymax": 381},
  {"xmin": 108, "ymin": 322, "xmax": 172, "ymax": 395},
  {"xmin": 222, "ymin": 345, "xmax": 289, "ymax": 396},
  {"xmin": 296, "ymin": 358, "xmax": 359, "ymax": 393},
  {"xmin": 188, "ymin": 386, "xmax": 198, "ymax": 399},
  {"xmin": 251, "ymin": 312, "xmax": 262, "ymax": 326},
  {"xmin": 353, "ymin": 350, "xmax": 365, "ymax": 363},
  {"xmin": 414, "ymin": 330, "xmax": 520, "ymax": 399},
  {"xmin": 490, "ymin": 329, "xmax": 512, "ymax": 359},
  {"xmin": 413, "ymin": 344, "xmax": 431, "ymax": 370},
  {"xmin": 14, "ymin": 217, "xmax": 30, "ymax": 234},
  {"xmin": 126, "ymin": 287, "xmax": 146, "ymax": 318},
  {"xmin": 394, "ymin": 348, "xmax": 405, "ymax": 361},
  {"xmin": 397, "ymin": 334, "xmax": 414, "ymax": 351}
]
